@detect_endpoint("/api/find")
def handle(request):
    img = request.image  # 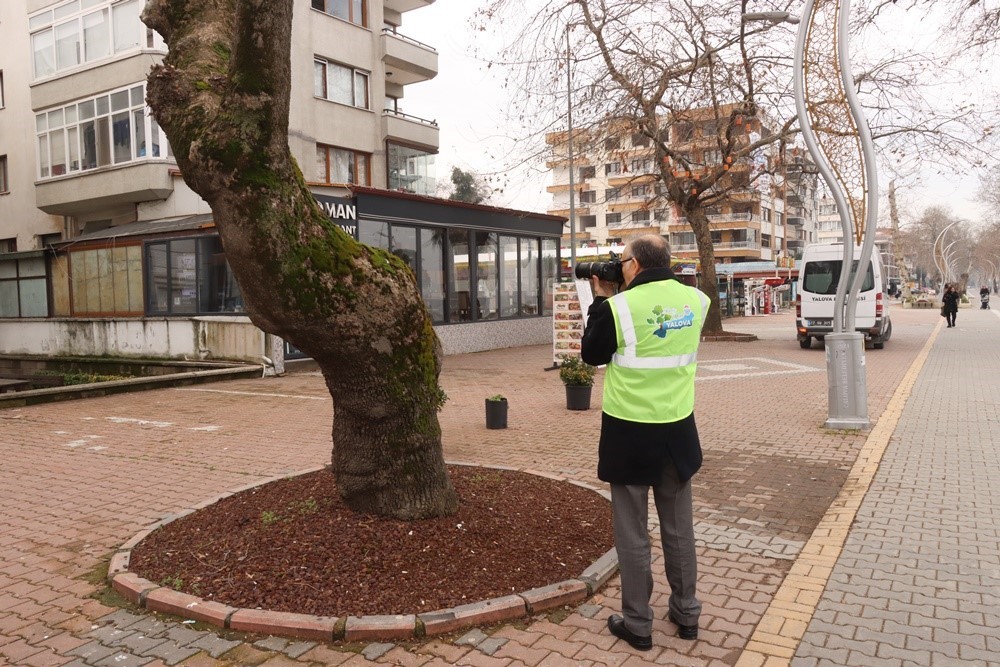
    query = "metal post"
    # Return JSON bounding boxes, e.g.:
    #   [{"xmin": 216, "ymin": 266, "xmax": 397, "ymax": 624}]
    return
[
  {"xmin": 791, "ymin": 0, "xmax": 874, "ymax": 429},
  {"xmin": 565, "ymin": 25, "xmax": 577, "ymax": 271}
]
